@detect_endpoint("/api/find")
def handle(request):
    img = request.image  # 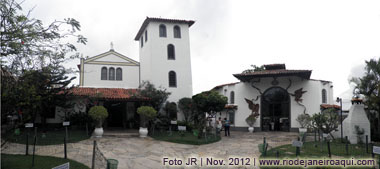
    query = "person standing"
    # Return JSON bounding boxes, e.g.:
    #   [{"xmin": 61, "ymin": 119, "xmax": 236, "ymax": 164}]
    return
[{"xmin": 224, "ymin": 118, "xmax": 230, "ymax": 136}]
